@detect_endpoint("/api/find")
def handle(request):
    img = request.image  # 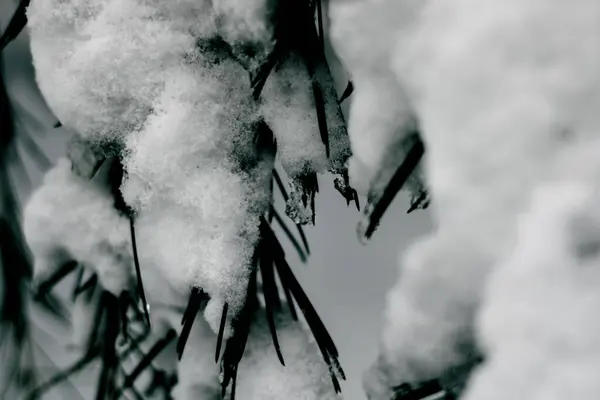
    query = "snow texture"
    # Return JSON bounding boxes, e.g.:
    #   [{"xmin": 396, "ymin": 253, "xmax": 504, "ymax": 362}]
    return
[
  {"xmin": 23, "ymin": 158, "xmax": 133, "ymax": 295},
  {"xmin": 27, "ymin": 0, "xmax": 215, "ymax": 148},
  {"xmin": 261, "ymin": 52, "xmax": 329, "ymax": 178},
  {"xmin": 122, "ymin": 59, "xmax": 273, "ymax": 326},
  {"xmin": 212, "ymin": 0, "xmax": 276, "ymax": 72},
  {"xmin": 28, "ymin": 0, "xmax": 275, "ymax": 329},
  {"xmin": 331, "ymin": 0, "xmax": 600, "ymax": 397}
]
